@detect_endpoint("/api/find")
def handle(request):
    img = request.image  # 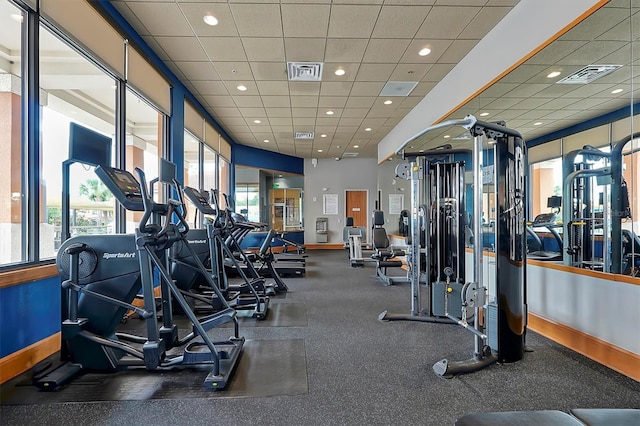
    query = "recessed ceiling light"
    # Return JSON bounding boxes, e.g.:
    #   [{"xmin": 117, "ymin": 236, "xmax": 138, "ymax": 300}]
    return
[
  {"xmin": 254, "ymin": 119, "xmax": 261, "ymax": 124},
  {"xmin": 611, "ymin": 88, "xmax": 624, "ymax": 94},
  {"xmin": 334, "ymin": 68, "xmax": 346, "ymax": 76},
  {"xmin": 365, "ymin": 128, "xmax": 372, "ymax": 132},
  {"xmin": 444, "ymin": 135, "xmax": 450, "ymax": 139},
  {"xmin": 236, "ymin": 85, "xmax": 247, "ymax": 91},
  {"xmin": 203, "ymin": 14, "xmax": 219, "ymax": 26},
  {"xmin": 353, "ymin": 145, "xmax": 359, "ymax": 148},
  {"xmin": 318, "ymin": 149, "xmax": 323, "ymax": 152},
  {"xmin": 336, "ymin": 145, "xmax": 341, "ymax": 148},
  {"xmin": 534, "ymin": 121, "xmax": 543, "ymax": 126},
  {"xmin": 419, "ymin": 149, "xmax": 424, "ymax": 152},
  {"xmin": 479, "ymin": 112, "xmax": 490, "ymax": 117},
  {"xmin": 326, "ymin": 110, "xmax": 334, "ymax": 115},
  {"xmin": 418, "ymin": 47, "xmax": 431, "ymax": 57},
  {"xmin": 547, "ymin": 71, "xmax": 561, "ymax": 78},
  {"xmin": 263, "ymin": 139, "xmax": 269, "ymax": 143},
  {"xmin": 320, "ymin": 134, "xmax": 327, "ymax": 138},
  {"xmin": 384, "ymin": 100, "xmax": 393, "ymax": 105}
]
